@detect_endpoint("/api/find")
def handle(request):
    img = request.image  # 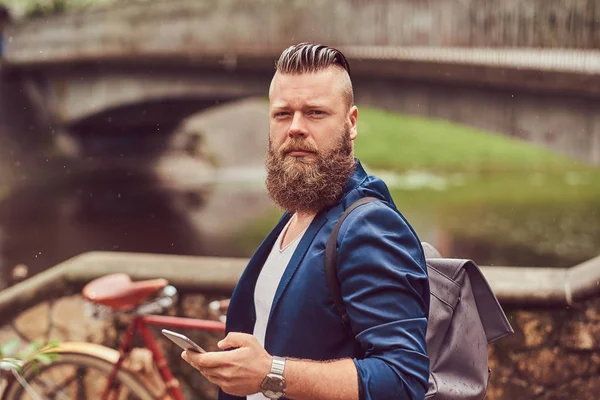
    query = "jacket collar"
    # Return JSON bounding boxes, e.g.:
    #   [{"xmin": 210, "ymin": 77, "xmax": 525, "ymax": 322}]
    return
[
  {"xmin": 226, "ymin": 159, "xmax": 371, "ymax": 335},
  {"xmin": 267, "ymin": 159, "xmax": 369, "ymax": 319},
  {"xmin": 342, "ymin": 158, "xmax": 369, "ymax": 199}
]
